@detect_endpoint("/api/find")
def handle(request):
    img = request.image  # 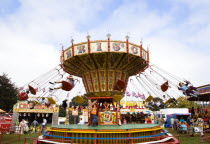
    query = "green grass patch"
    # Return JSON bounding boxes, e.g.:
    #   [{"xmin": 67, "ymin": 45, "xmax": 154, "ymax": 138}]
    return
[
  {"xmin": 1, "ymin": 128, "xmax": 210, "ymax": 144},
  {"xmin": 1, "ymin": 133, "xmax": 40, "ymax": 144},
  {"xmin": 166, "ymin": 128, "xmax": 210, "ymax": 144}
]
